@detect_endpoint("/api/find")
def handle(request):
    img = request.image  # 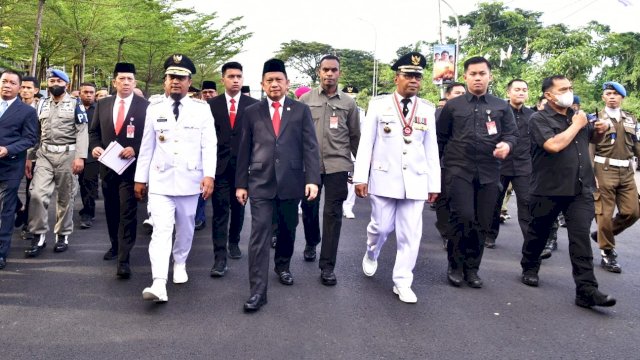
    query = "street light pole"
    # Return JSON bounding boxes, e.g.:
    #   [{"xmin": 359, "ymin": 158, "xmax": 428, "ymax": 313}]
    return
[
  {"xmin": 440, "ymin": 0, "xmax": 461, "ymax": 80},
  {"xmin": 357, "ymin": 17, "xmax": 378, "ymax": 97}
]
